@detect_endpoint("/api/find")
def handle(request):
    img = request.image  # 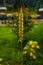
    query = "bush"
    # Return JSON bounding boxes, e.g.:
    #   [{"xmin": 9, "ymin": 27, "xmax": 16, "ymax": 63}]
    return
[
  {"xmin": 23, "ymin": 23, "xmax": 43, "ymax": 65},
  {"xmin": 24, "ymin": 23, "xmax": 43, "ymax": 55}
]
